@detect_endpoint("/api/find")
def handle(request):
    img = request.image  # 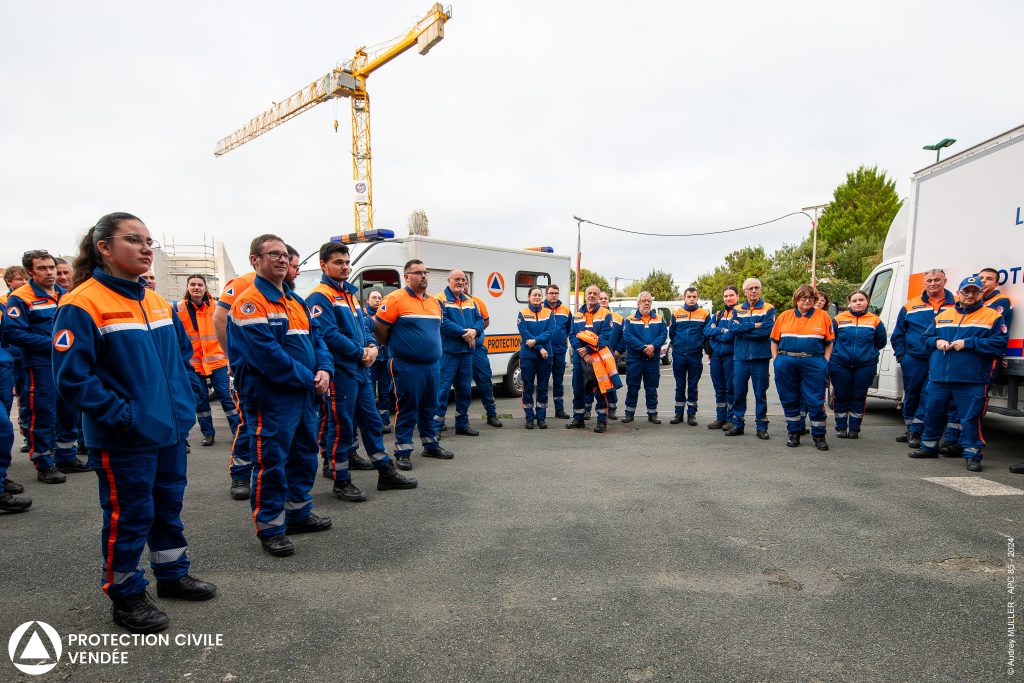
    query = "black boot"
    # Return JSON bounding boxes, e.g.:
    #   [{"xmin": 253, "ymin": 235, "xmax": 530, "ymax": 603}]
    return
[
  {"xmin": 813, "ymin": 436, "xmax": 829, "ymax": 451},
  {"xmin": 229, "ymin": 478, "xmax": 250, "ymax": 500},
  {"xmin": 593, "ymin": 422, "xmax": 607, "ymax": 433},
  {"xmin": 621, "ymin": 415, "xmax": 635, "ymax": 424},
  {"xmin": 669, "ymin": 414, "xmax": 685, "ymax": 424},
  {"xmin": 0, "ymin": 491, "xmax": 32, "ymax": 513},
  {"xmin": 724, "ymin": 426, "xmax": 744, "ymax": 437},
  {"xmin": 907, "ymin": 433, "xmax": 921, "ymax": 449},
  {"xmin": 421, "ymin": 446, "xmax": 455, "ymax": 459},
  {"xmin": 377, "ymin": 461, "xmax": 418, "ymax": 490},
  {"xmin": 786, "ymin": 433, "xmax": 801, "ymax": 448},
  {"xmin": 565, "ymin": 419, "xmax": 586, "ymax": 429},
  {"xmin": 607, "ymin": 409, "xmax": 618, "ymax": 421},
  {"xmin": 57, "ymin": 458, "xmax": 90, "ymax": 474},
  {"xmin": 847, "ymin": 431, "xmax": 859, "ymax": 439},
  {"xmin": 111, "ymin": 593, "xmax": 170, "ymax": 634},
  {"xmin": 333, "ymin": 479, "xmax": 368, "ymax": 502},
  {"xmin": 36, "ymin": 467, "xmax": 66, "ymax": 484},
  {"xmin": 836, "ymin": 429, "xmax": 850, "ymax": 439},
  {"xmin": 3, "ymin": 478, "xmax": 24, "ymax": 494},
  {"xmin": 201, "ymin": 434, "xmax": 215, "ymax": 447},
  {"xmin": 260, "ymin": 534, "xmax": 295, "ymax": 557},
  {"xmin": 555, "ymin": 410, "xmax": 571, "ymax": 419},
  {"xmin": 486, "ymin": 415, "xmax": 503, "ymax": 428},
  {"xmin": 537, "ymin": 420, "xmax": 548, "ymax": 429},
  {"xmin": 349, "ymin": 452, "xmax": 374, "ymax": 470},
  {"xmin": 525, "ymin": 420, "xmax": 535, "ymax": 430},
  {"xmin": 156, "ymin": 574, "xmax": 217, "ymax": 601},
  {"xmin": 286, "ymin": 513, "xmax": 332, "ymax": 534},
  {"xmin": 895, "ymin": 430, "xmax": 910, "ymax": 443},
  {"xmin": 648, "ymin": 415, "xmax": 662, "ymax": 424},
  {"xmin": 756, "ymin": 430, "xmax": 770, "ymax": 440},
  {"xmin": 687, "ymin": 415, "xmax": 698, "ymax": 426}
]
